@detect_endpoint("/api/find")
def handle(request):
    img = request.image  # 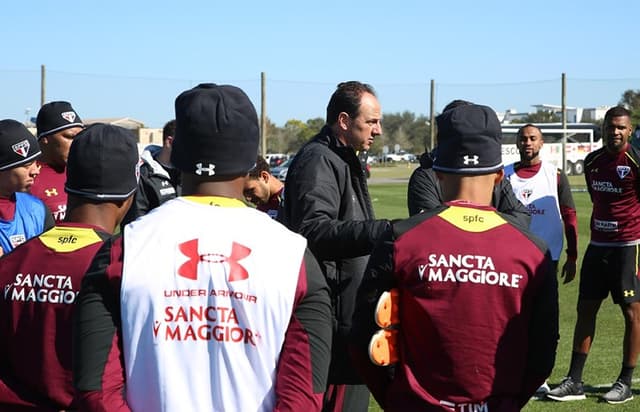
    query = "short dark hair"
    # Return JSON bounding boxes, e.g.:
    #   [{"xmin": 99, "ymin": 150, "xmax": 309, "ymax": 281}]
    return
[
  {"xmin": 163, "ymin": 119, "xmax": 176, "ymax": 142},
  {"xmin": 326, "ymin": 81, "xmax": 376, "ymax": 125},
  {"xmin": 604, "ymin": 106, "xmax": 631, "ymax": 122},
  {"xmin": 248, "ymin": 155, "xmax": 270, "ymax": 178},
  {"xmin": 517, "ymin": 123, "xmax": 542, "ymax": 138}
]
